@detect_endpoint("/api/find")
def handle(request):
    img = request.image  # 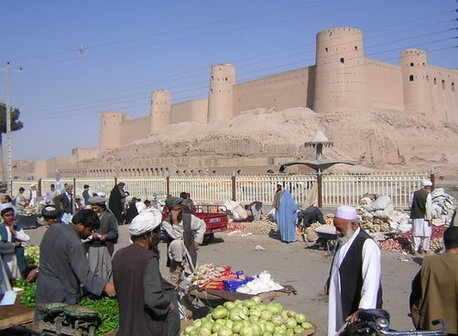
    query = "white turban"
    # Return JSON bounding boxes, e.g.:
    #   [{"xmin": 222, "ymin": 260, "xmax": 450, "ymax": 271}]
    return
[
  {"xmin": 335, "ymin": 205, "xmax": 358, "ymax": 221},
  {"xmin": 128, "ymin": 209, "xmax": 162, "ymax": 236},
  {"xmin": 422, "ymin": 179, "xmax": 432, "ymax": 187}
]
